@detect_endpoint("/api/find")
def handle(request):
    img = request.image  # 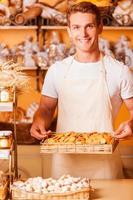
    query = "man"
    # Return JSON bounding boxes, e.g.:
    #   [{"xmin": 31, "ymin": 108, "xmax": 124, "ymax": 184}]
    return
[{"xmin": 31, "ymin": 2, "xmax": 133, "ymax": 178}]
